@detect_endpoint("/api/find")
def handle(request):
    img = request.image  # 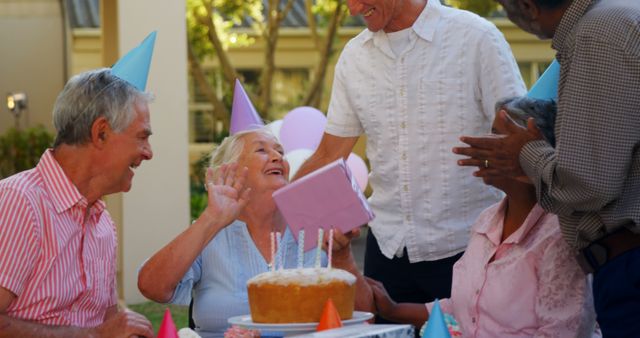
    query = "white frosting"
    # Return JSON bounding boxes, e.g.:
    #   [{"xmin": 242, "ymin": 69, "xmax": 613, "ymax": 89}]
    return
[
  {"xmin": 178, "ymin": 328, "xmax": 201, "ymax": 338},
  {"xmin": 247, "ymin": 268, "xmax": 356, "ymax": 286}
]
